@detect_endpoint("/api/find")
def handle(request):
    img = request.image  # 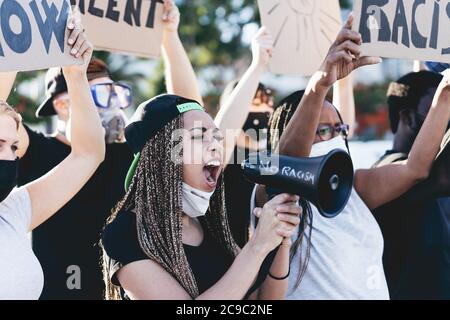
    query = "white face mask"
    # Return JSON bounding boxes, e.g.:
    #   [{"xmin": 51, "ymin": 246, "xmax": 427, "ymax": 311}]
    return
[
  {"xmin": 182, "ymin": 183, "xmax": 214, "ymax": 218},
  {"xmin": 310, "ymin": 136, "xmax": 348, "ymax": 158}
]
